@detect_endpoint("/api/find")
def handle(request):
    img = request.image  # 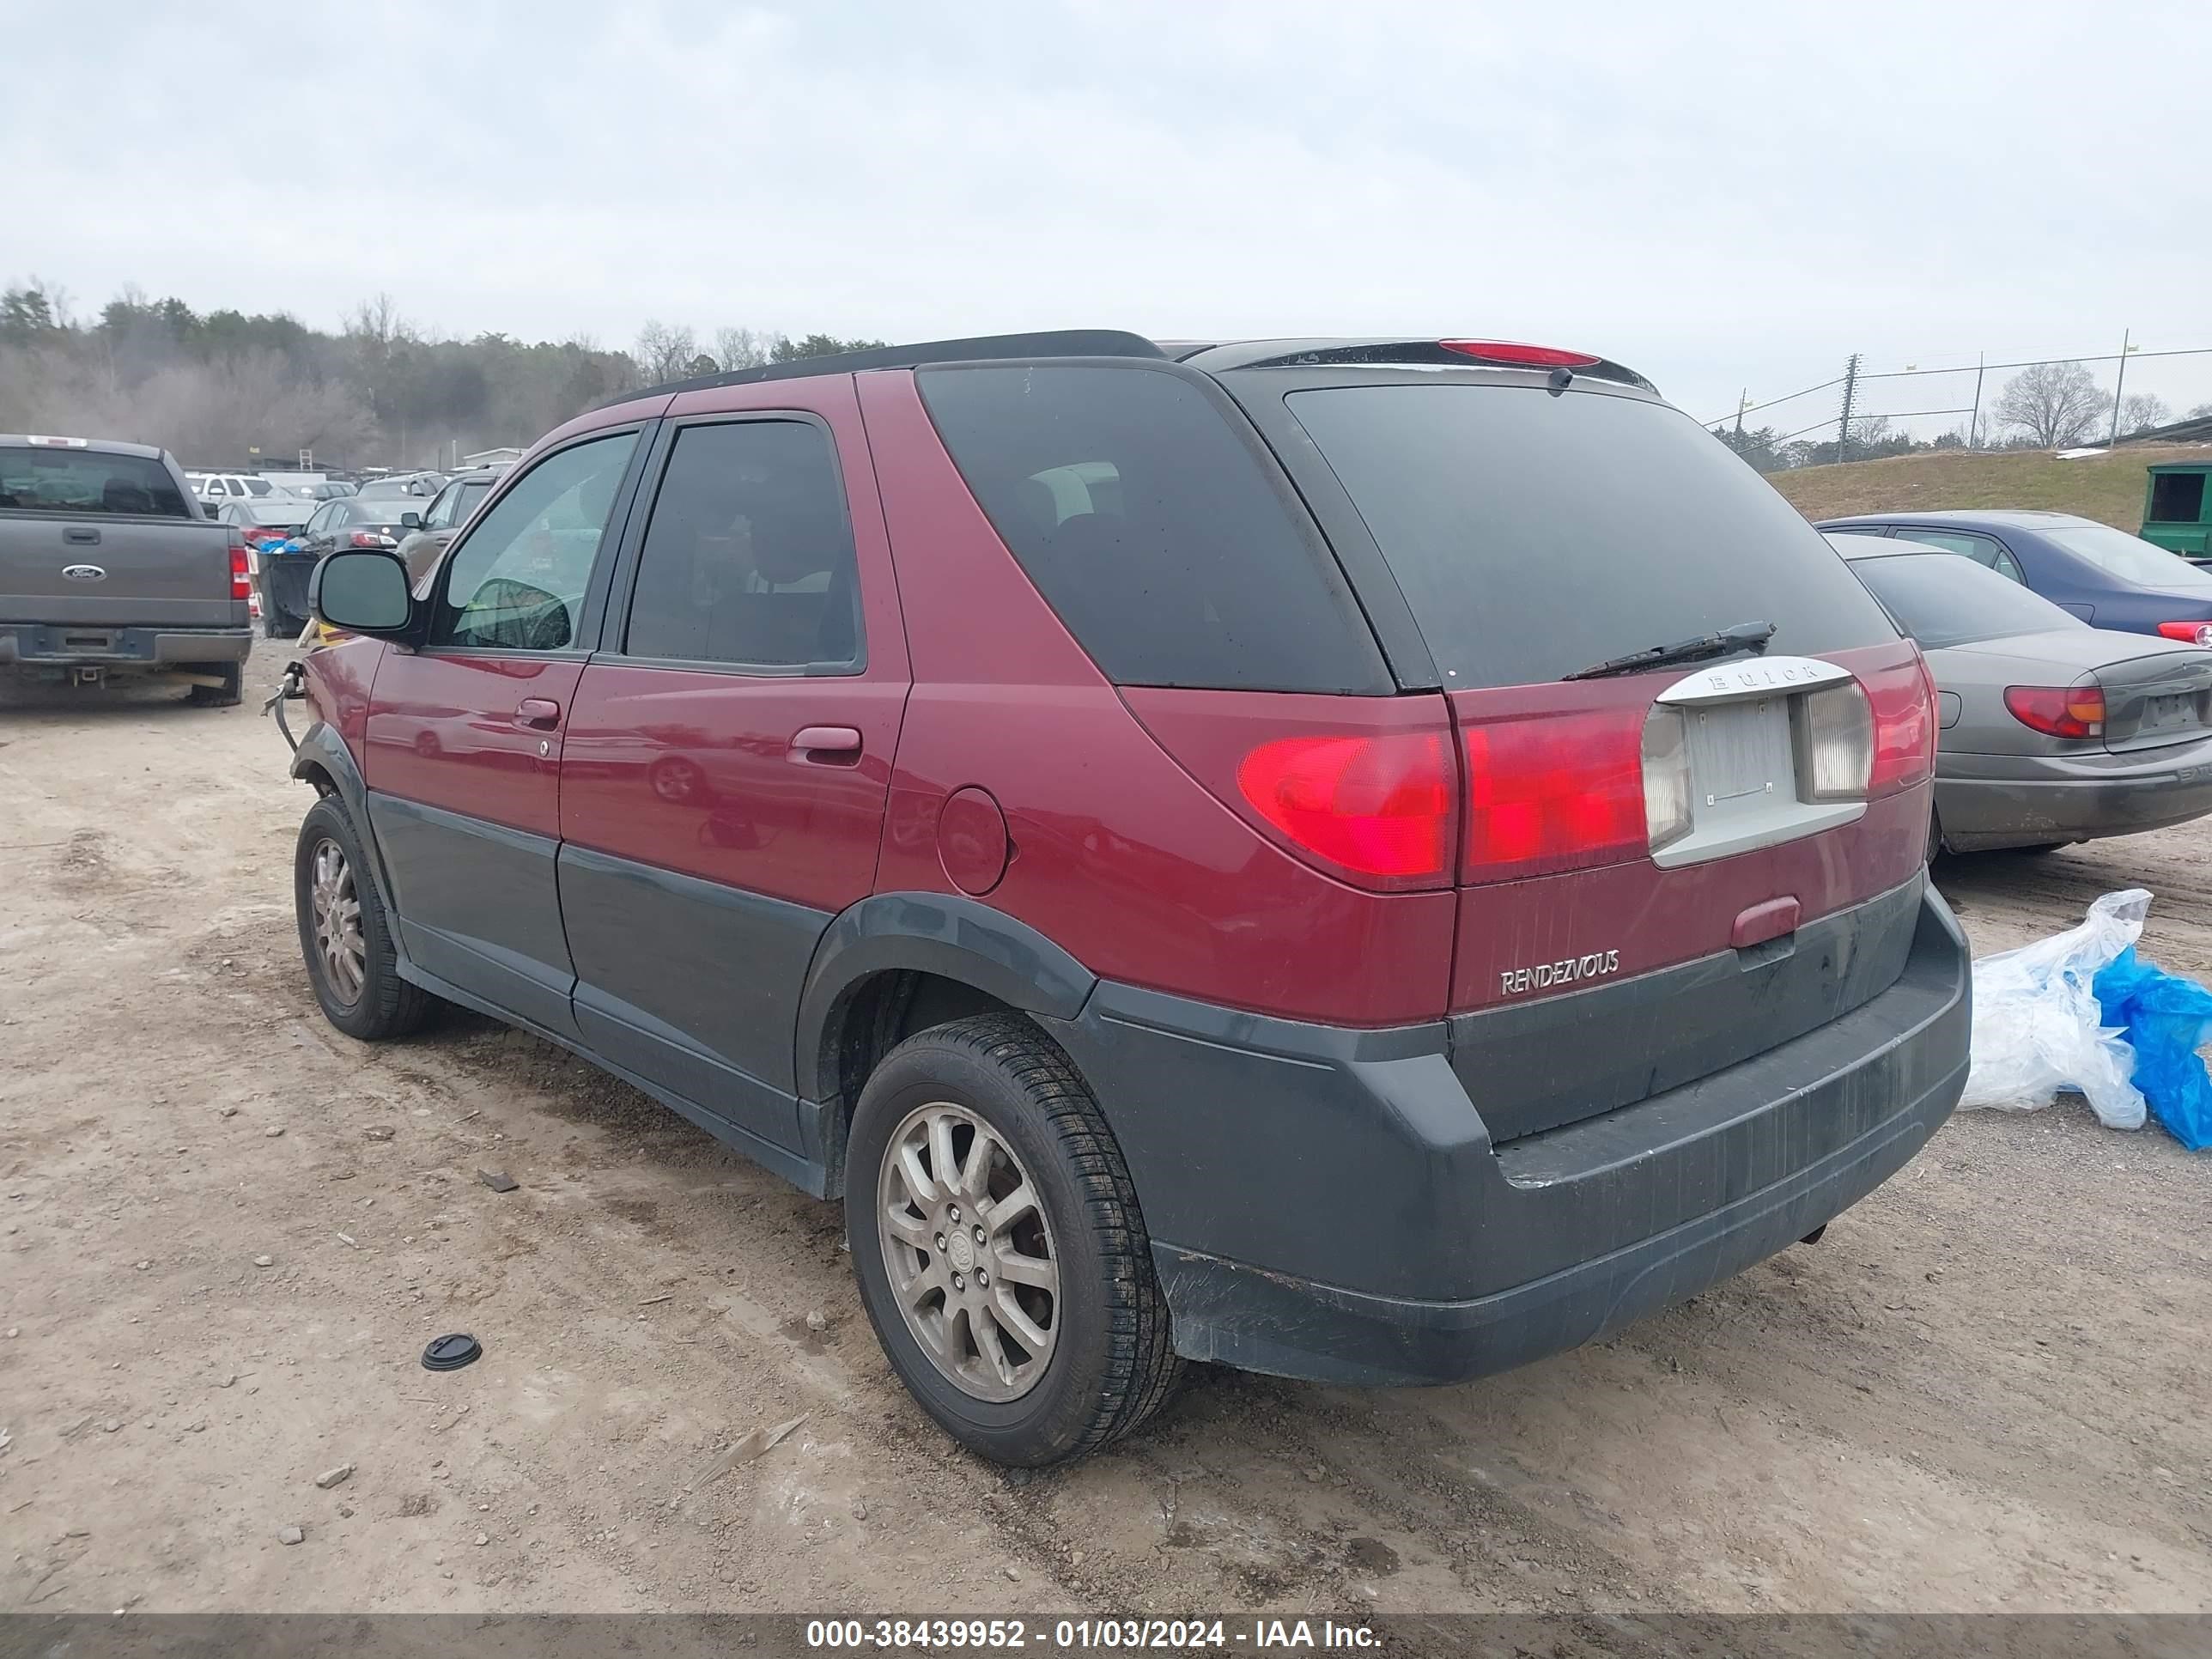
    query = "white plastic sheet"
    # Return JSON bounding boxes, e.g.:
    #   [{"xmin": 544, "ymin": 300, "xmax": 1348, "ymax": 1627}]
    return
[{"xmin": 1959, "ymin": 888, "xmax": 2149, "ymax": 1130}]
